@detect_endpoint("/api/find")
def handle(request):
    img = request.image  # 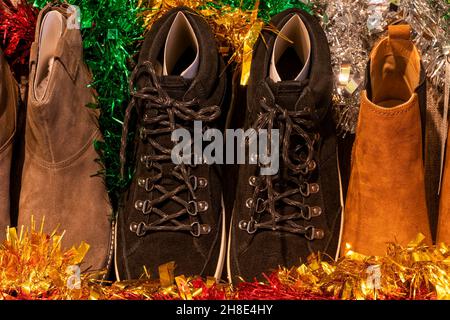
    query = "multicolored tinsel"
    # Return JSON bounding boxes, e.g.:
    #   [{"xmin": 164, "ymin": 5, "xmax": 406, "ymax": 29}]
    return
[
  {"xmin": 2, "ymin": 224, "xmax": 450, "ymax": 300},
  {"xmin": 30, "ymin": 0, "xmax": 144, "ymax": 209},
  {"xmin": 0, "ymin": 0, "xmax": 38, "ymax": 69}
]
